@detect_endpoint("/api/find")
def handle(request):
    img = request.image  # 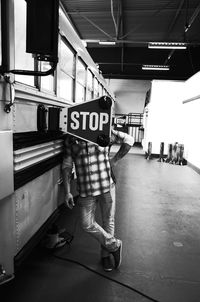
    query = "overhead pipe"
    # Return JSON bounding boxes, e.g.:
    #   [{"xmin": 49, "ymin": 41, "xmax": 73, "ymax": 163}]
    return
[
  {"xmin": 165, "ymin": 1, "xmax": 200, "ymax": 65},
  {"xmin": 110, "ymin": 0, "xmax": 118, "ymax": 37},
  {"xmin": 166, "ymin": 0, "xmax": 185, "ymax": 37},
  {"xmin": 185, "ymin": 2, "xmax": 200, "ymax": 32}
]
